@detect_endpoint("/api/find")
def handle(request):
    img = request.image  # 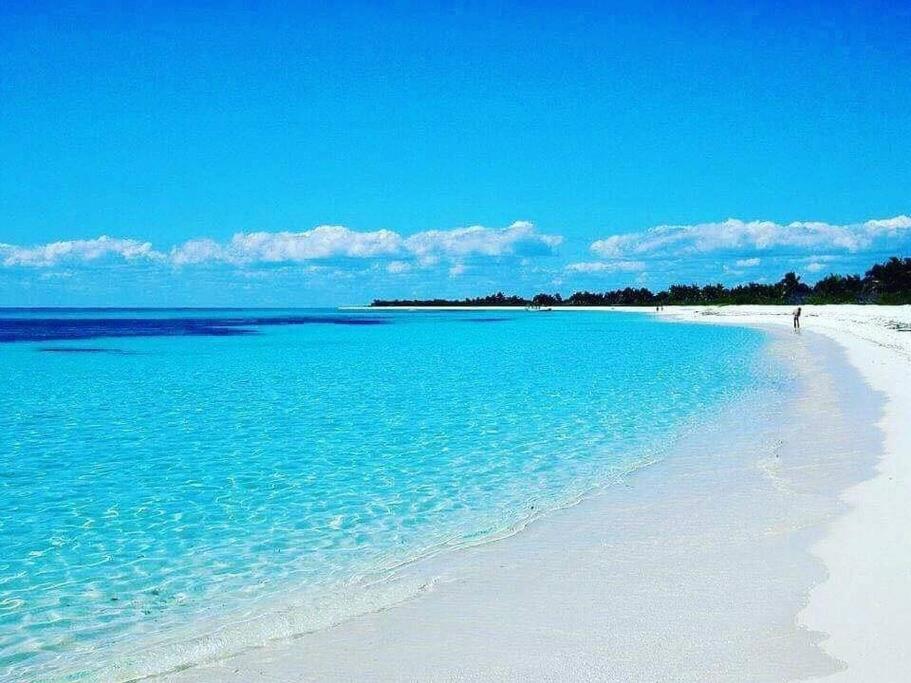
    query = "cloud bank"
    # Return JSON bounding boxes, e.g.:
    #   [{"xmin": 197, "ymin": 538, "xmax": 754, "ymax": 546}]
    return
[
  {"xmin": 589, "ymin": 216, "xmax": 911, "ymax": 259},
  {"xmin": 0, "ymin": 236, "xmax": 163, "ymax": 267},
  {"xmin": 3, "ymin": 216, "xmax": 907, "ymax": 289},
  {"xmin": 170, "ymin": 226, "xmax": 403, "ymax": 265},
  {"xmin": 1, "ymin": 222, "xmax": 562, "ymax": 271}
]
